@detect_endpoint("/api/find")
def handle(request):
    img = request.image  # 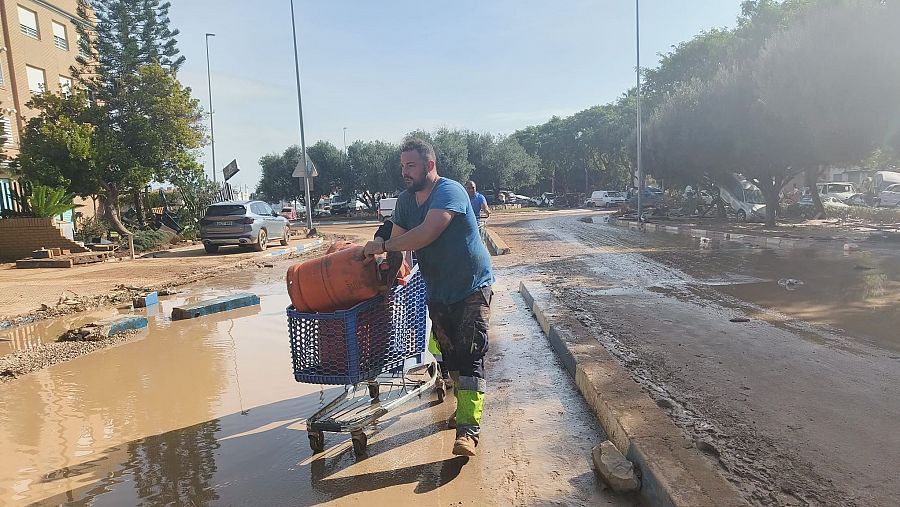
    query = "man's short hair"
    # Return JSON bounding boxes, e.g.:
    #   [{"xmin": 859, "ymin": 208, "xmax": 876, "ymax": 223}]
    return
[{"xmin": 400, "ymin": 138, "xmax": 436, "ymax": 164}]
